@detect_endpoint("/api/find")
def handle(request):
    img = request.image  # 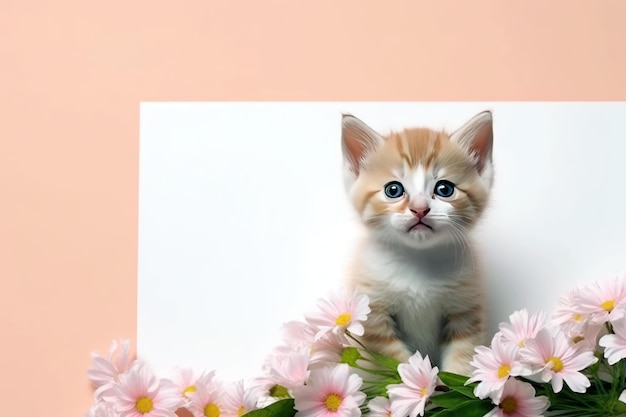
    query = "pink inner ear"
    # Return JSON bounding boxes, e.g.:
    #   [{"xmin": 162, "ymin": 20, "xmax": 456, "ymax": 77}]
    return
[
  {"xmin": 345, "ymin": 139, "xmax": 366, "ymax": 169},
  {"xmin": 471, "ymin": 123, "xmax": 493, "ymax": 173},
  {"xmin": 342, "ymin": 117, "xmax": 381, "ymax": 176},
  {"xmin": 342, "ymin": 129, "xmax": 366, "ymax": 176}
]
